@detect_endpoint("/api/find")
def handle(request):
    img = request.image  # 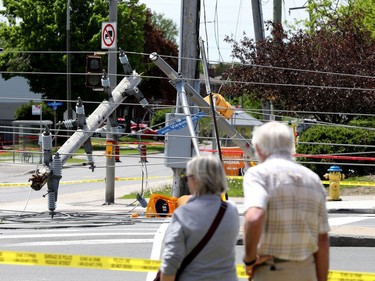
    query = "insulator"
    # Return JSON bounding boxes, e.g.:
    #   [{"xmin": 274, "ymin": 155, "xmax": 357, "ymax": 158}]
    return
[
  {"xmin": 62, "ymin": 119, "xmax": 75, "ymax": 129},
  {"xmin": 87, "ymin": 153, "xmax": 94, "ymax": 164},
  {"xmin": 52, "ymin": 153, "xmax": 62, "ymax": 177},
  {"xmin": 48, "ymin": 191, "xmax": 56, "ymax": 212},
  {"xmin": 76, "ymin": 104, "xmax": 85, "ymax": 115},
  {"xmin": 119, "ymin": 53, "xmax": 129, "ymax": 65},
  {"xmin": 101, "ymin": 77, "xmax": 110, "ymax": 88},
  {"xmin": 140, "ymin": 145, "xmax": 147, "ymax": 162},
  {"xmin": 136, "ymin": 193, "xmax": 148, "ymax": 208},
  {"xmin": 42, "ymin": 133, "xmax": 53, "ymax": 151},
  {"xmin": 139, "ymin": 98, "xmax": 149, "ymax": 108}
]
